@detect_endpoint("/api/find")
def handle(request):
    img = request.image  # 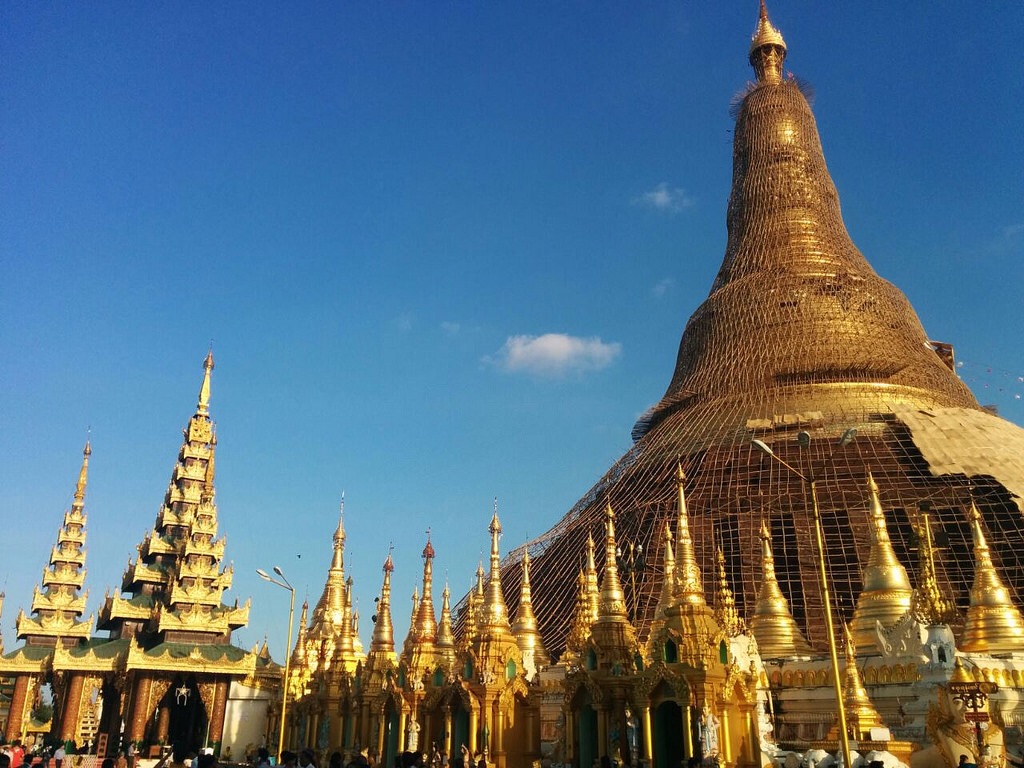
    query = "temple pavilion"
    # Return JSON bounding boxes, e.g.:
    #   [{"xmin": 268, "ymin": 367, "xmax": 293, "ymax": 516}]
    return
[{"xmin": 0, "ymin": 353, "xmax": 259, "ymax": 756}]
